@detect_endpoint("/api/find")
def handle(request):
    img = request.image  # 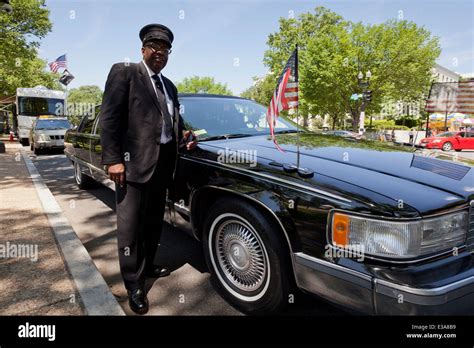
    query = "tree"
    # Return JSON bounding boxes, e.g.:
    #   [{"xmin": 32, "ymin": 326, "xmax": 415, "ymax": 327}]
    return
[
  {"xmin": 176, "ymin": 76, "xmax": 232, "ymax": 95},
  {"xmin": 263, "ymin": 7, "xmax": 441, "ymax": 131},
  {"xmin": 67, "ymin": 85, "xmax": 103, "ymax": 125},
  {"xmin": 240, "ymin": 74, "xmax": 275, "ymax": 105},
  {"xmin": 0, "ymin": 0, "xmax": 59, "ymax": 96}
]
